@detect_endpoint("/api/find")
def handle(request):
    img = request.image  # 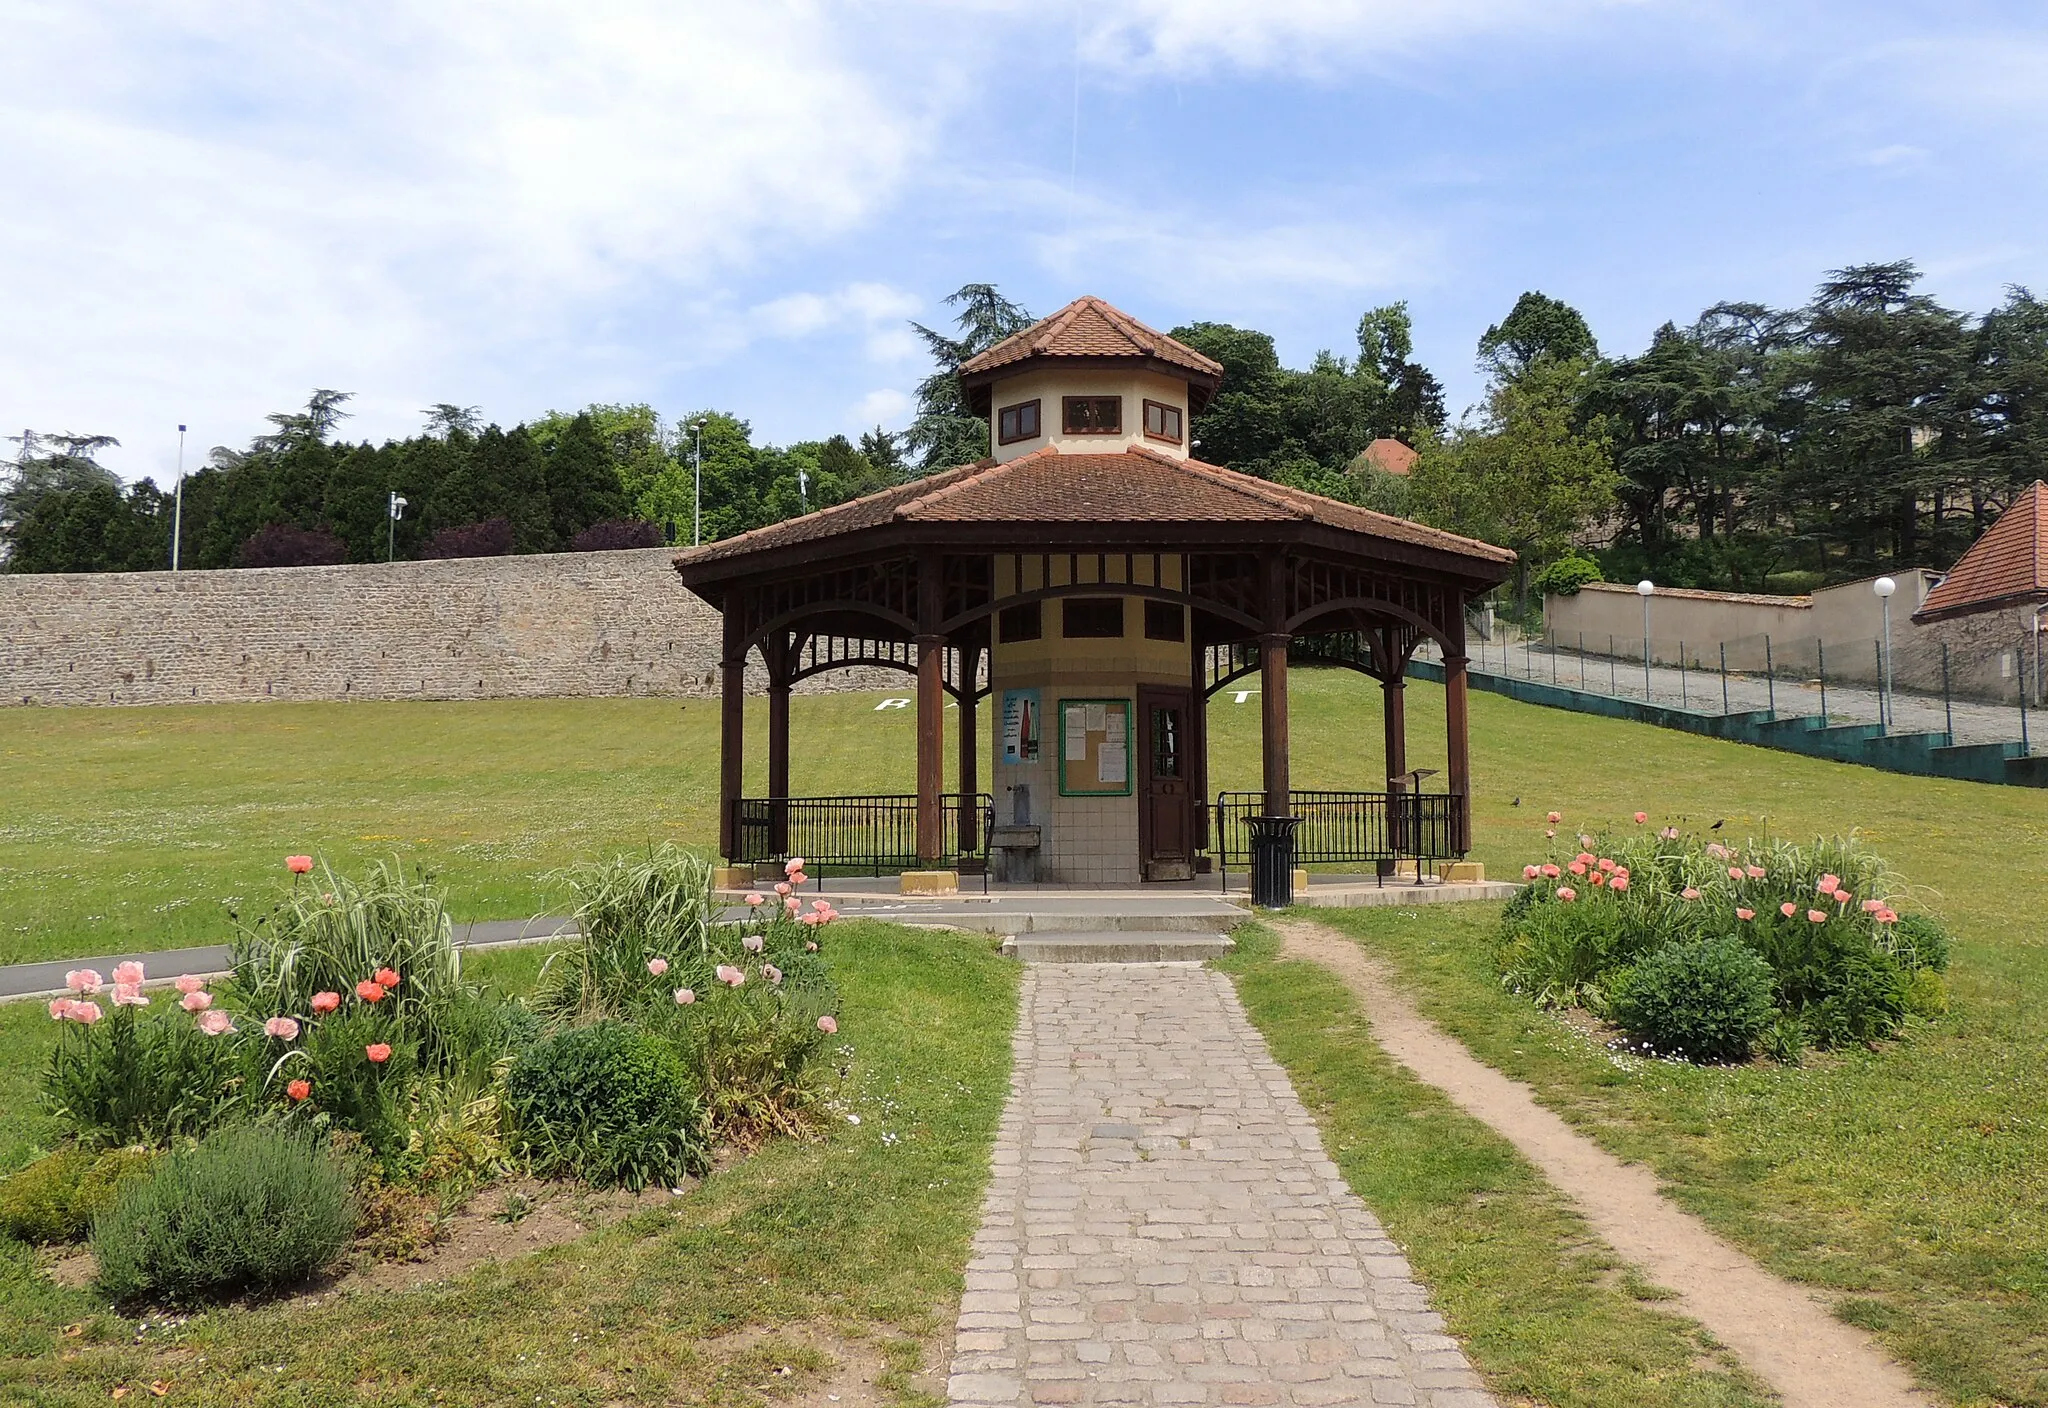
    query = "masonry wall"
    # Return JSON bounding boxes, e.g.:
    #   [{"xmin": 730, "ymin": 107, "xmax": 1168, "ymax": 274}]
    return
[{"xmin": 0, "ymin": 549, "xmax": 883, "ymax": 708}]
